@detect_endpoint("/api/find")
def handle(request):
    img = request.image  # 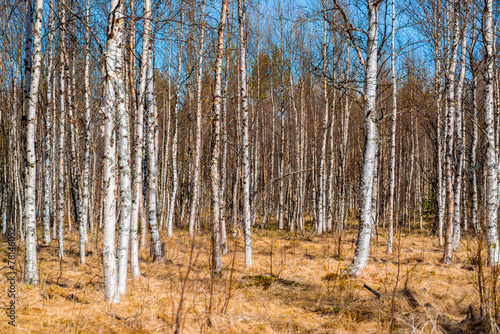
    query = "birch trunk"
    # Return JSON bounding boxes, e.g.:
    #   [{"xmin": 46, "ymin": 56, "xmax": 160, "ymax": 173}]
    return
[
  {"xmin": 387, "ymin": 0, "xmax": 397, "ymax": 254},
  {"xmin": 57, "ymin": 6, "xmax": 67, "ymax": 260},
  {"xmin": 67, "ymin": 52, "xmax": 83, "ymax": 262},
  {"xmin": 471, "ymin": 71, "xmax": 479, "ymax": 234},
  {"xmin": 346, "ymin": 0, "xmax": 379, "ymax": 278},
  {"xmin": 211, "ymin": 0, "xmax": 229, "ymax": 275},
  {"xmin": 220, "ymin": 50, "xmax": 230, "ymax": 254},
  {"xmin": 188, "ymin": 0, "xmax": 207, "ymax": 237},
  {"xmin": 452, "ymin": 15, "xmax": 469, "ymax": 251},
  {"xmin": 238, "ymin": 0, "xmax": 252, "ymax": 266},
  {"xmin": 24, "ymin": 0, "xmax": 43, "ymax": 284},
  {"xmin": 43, "ymin": 0, "xmax": 55, "ymax": 246},
  {"xmin": 80, "ymin": 0, "xmax": 91, "ymax": 265},
  {"xmin": 318, "ymin": 14, "xmax": 328, "ymax": 236},
  {"xmin": 167, "ymin": 12, "xmax": 184, "ymax": 238},
  {"xmin": 102, "ymin": 0, "xmax": 125, "ymax": 302},
  {"xmin": 131, "ymin": 0, "xmax": 150, "ymax": 274},
  {"xmin": 484, "ymin": 0, "xmax": 500, "ymax": 266},
  {"xmin": 442, "ymin": 0, "xmax": 460, "ymax": 264},
  {"xmin": 116, "ymin": 4, "xmax": 133, "ymax": 295},
  {"xmin": 338, "ymin": 48, "xmax": 351, "ymax": 233},
  {"xmin": 434, "ymin": 1, "xmax": 445, "ymax": 246},
  {"xmin": 147, "ymin": 41, "xmax": 163, "ymax": 259}
]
